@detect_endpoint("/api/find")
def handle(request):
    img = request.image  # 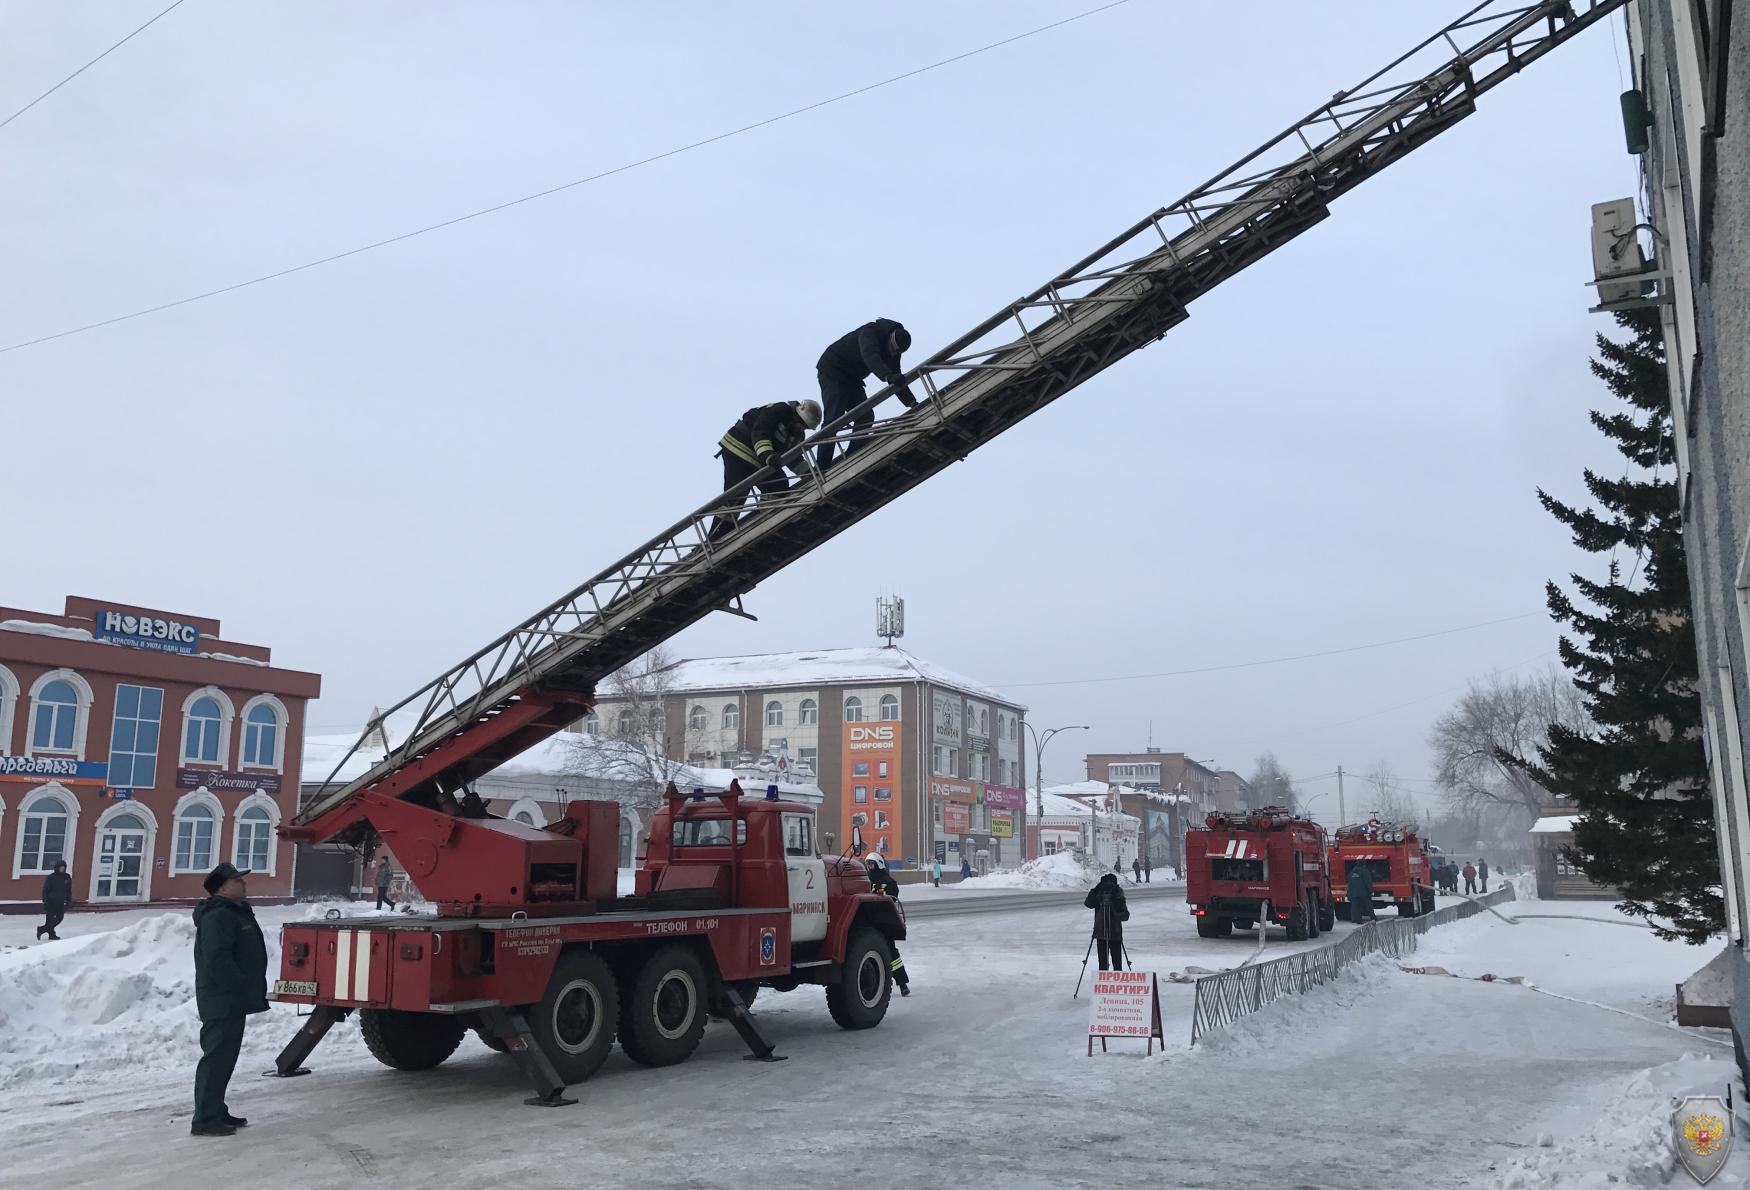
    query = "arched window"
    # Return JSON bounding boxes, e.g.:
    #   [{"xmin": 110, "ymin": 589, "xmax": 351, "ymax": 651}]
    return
[
  {"xmin": 979, "ymin": 709, "xmax": 988, "ymax": 736},
  {"xmin": 233, "ymin": 804, "xmax": 274, "ymax": 872},
  {"xmin": 180, "ymin": 687, "xmax": 234, "ymax": 767},
  {"xmin": 16, "ymin": 791, "xmax": 73, "ymax": 874},
  {"xmin": 514, "ymin": 811, "xmax": 536, "ymax": 825},
  {"xmin": 31, "ymin": 680, "xmax": 79, "ymax": 753},
  {"xmin": 688, "ymin": 705, "xmax": 708, "ymax": 731},
  {"xmin": 506, "ymin": 798, "xmax": 546, "ymax": 828},
  {"xmin": 798, "ymin": 698, "xmax": 818, "ymax": 726},
  {"xmin": 0, "ymin": 664, "xmax": 18, "ymax": 755},
  {"xmin": 582, "ymin": 710, "xmax": 600, "ymax": 734},
  {"xmin": 843, "ymin": 696, "xmax": 864, "ymax": 723},
  {"xmin": 172, "ymin": 797, "xmax": 220, "ymax": 873},
  {"xmin": 721, "ymin": 702, "xmax": 739, "ymax": 731},
  {"xmin": 240, "ymin": 696, "xmax": 286, "ymax": 770},
  {"xmin": 765, "ymin": 700, "xmax": 784, "ymax": 727},
  {"xmin": 616, "ymin": 709, "xmax": 636, "ymax": 735},
  {"xmin": 879, "ymin": 694, "xmax": 900, "ymax": 722},
  {"xmin": 647, "ymin": 708, "xmax": 663, "ymax": 733}
]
